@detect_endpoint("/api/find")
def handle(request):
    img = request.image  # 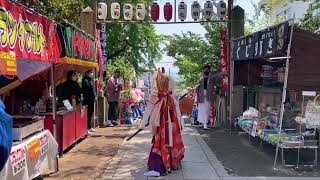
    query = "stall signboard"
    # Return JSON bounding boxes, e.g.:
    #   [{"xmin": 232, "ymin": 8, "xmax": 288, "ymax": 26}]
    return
[
  {"xmin": 0, "ymin": 0, "xmax": 61, "ymax": 63},
  {"xmin": 232, "ymin": 22, "xmax": 290, "ymax": 61},
  {"xmin": 58, "ymin": 24, "xmax": 96, "ymax": 63},
  {"xmin": 0, "ymin": 51, "xmax": 16, "ymax": 75}
]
